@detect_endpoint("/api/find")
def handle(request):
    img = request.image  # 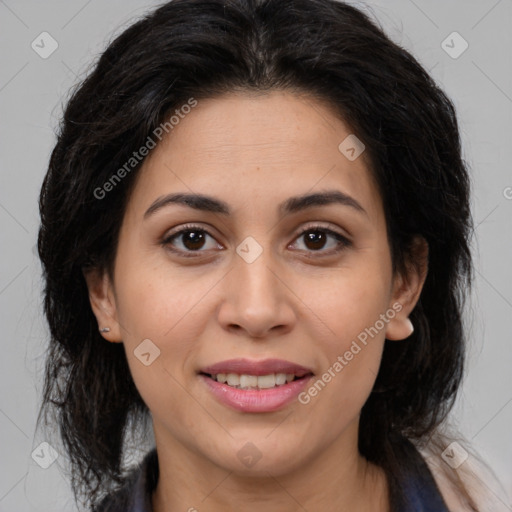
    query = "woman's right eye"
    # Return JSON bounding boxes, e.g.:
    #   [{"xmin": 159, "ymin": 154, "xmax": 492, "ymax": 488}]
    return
[{"xmin": 161, "ymin": 225, "xmax": 223, "ymax": 257}]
